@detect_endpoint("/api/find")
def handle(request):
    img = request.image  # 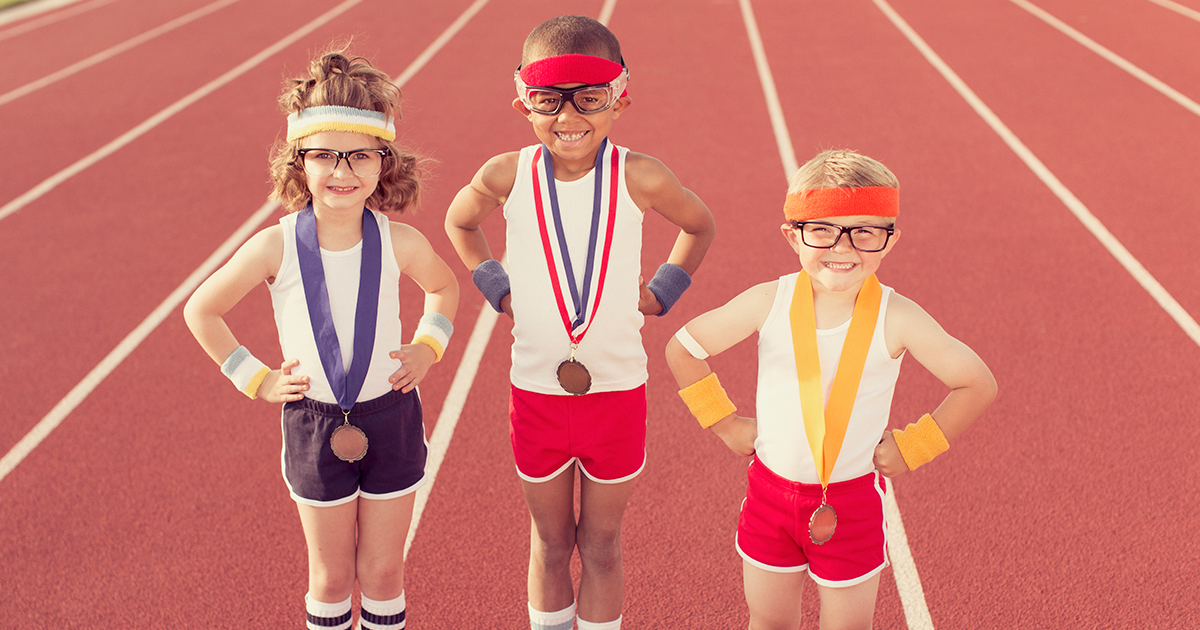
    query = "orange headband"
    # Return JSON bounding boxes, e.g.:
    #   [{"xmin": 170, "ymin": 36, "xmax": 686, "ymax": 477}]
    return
[{"xmin": 784, "ymin": 187, "xmax": 899, "ymax": 222}]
